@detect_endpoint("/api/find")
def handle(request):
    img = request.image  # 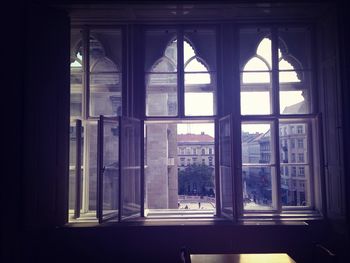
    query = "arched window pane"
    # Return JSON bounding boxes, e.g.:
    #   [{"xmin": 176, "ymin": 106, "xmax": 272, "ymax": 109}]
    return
[
  {"xmin": 279, "ymin": 71, "xmax": 300, "ymax": 83},
  {"xmin": 185, "ymin": 57, "xmax": 208, "ymax": 72},
  {"xmin": 256, "ymin": 38, "xmax": 272, "ymax": 68},
  {"xmin": 152, "ymin": 58, "xmax": 176, "ymax": 72},
  {"xmin": 242, "ymin": 72, "xmax": 270, "ymax": 84},
  {"xmin": 243, "ymin": 57, "xmax": 269, "ymax": 71},
  {"xmin": 184, "ymin": 29, "xmax": 216, "ymax": 116},
  {"xmin": 164, "ymin": 40, "xmax": 178, "ymax": 65},
  {"xmin": 183, "ymin": 40, "xmax": 196, "ymax": 64},
  {"xmin": 89, "ymin": 30, "xmax": 122, "ymax": 117},
  {"xmin": 91, "ymin": 57, "xmax": 119, "ymax": 72}
]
